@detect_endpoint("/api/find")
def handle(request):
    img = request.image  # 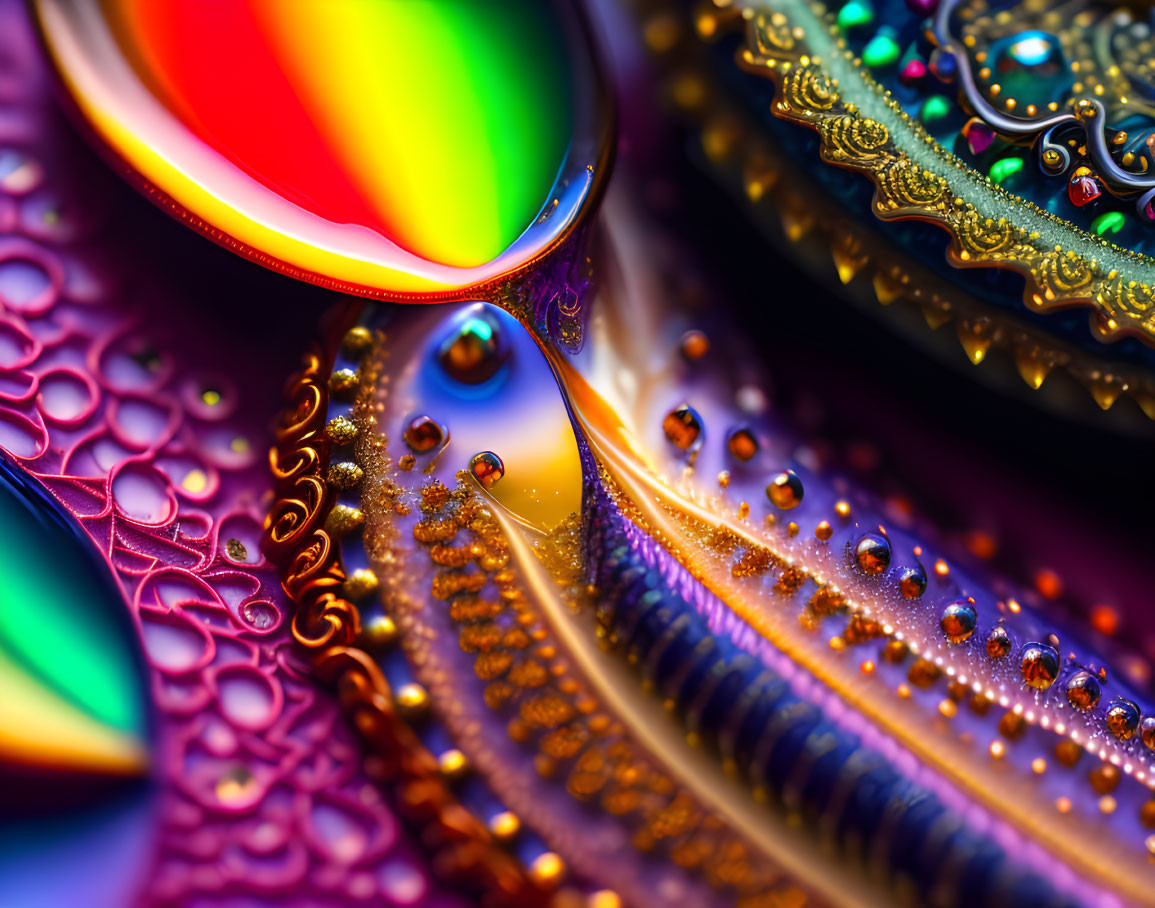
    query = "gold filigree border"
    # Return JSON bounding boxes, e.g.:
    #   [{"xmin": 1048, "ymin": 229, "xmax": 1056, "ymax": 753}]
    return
[
  {"xmin": 260, "ymin": 323, "xmax": 542, "ymax": 905},
  {"xmin": 731, "ymin": 2, "xmax": 1155, "ymax": 347}
]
